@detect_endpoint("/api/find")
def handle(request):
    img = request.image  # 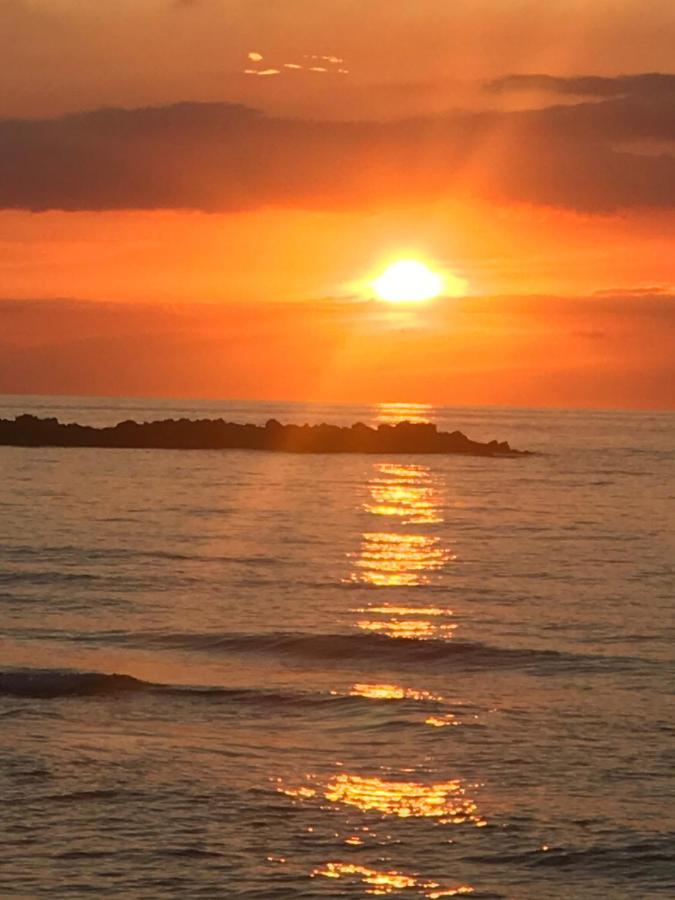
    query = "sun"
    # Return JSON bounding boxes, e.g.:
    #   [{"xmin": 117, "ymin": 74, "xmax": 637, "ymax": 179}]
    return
[{"xmin": 373, "ymin": 260, "xmax": 443, "ymax": 303}]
